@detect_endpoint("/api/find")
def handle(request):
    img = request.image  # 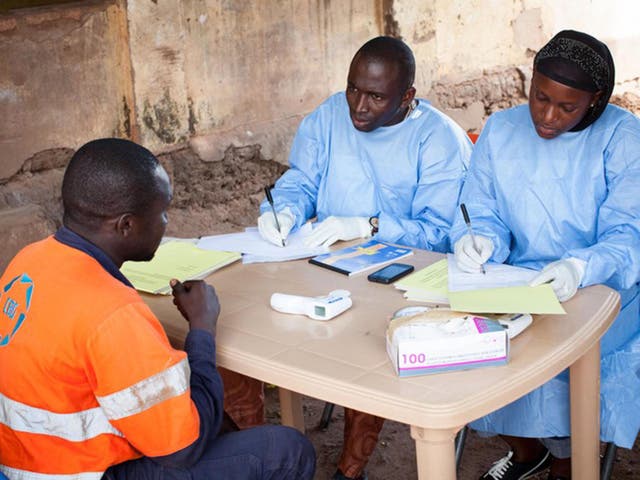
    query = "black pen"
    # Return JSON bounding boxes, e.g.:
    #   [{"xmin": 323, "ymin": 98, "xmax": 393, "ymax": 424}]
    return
[
  {"xmin": 264, "ymin": 186, "xmax": 285, "ymax": 247},
  {"xmin": 460, "ymin": 203, "xmax": 486, "ymax": 274}
]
